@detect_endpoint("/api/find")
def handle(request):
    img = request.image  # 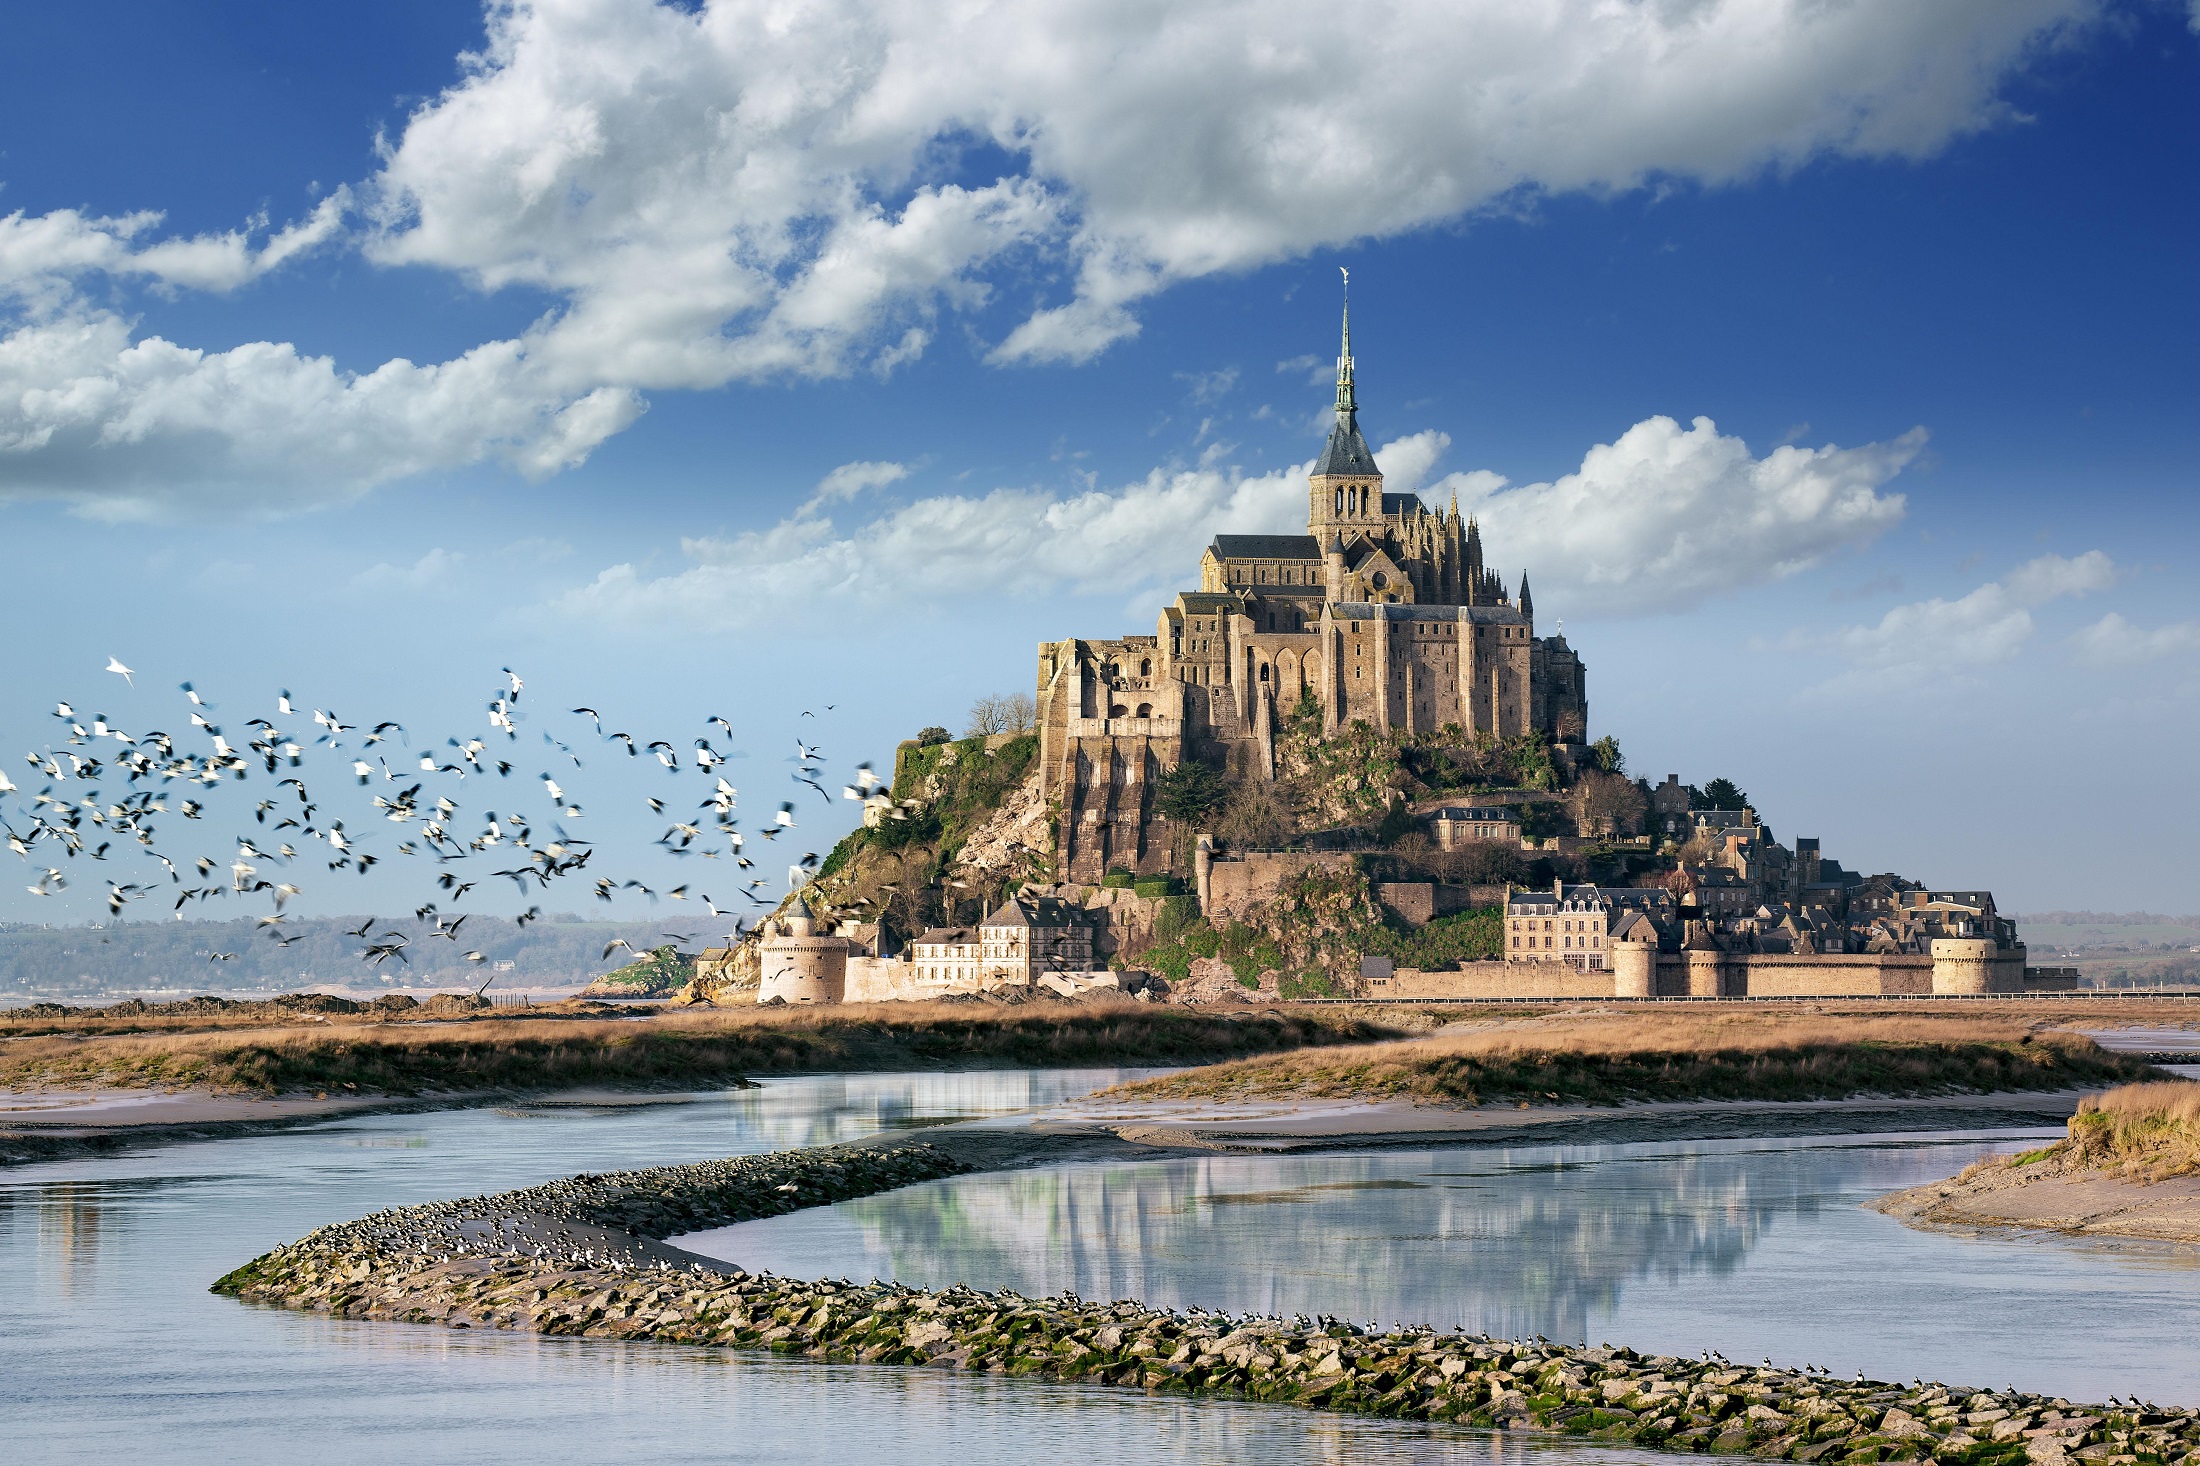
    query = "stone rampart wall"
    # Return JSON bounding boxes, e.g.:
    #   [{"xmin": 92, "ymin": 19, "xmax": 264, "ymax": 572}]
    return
[
  {"xmin": 1373, "ymin": 881, "xmax": 1508, "ymax": 927},
  {"xmin": 1370, "ymin": 950, "xmax": 2033, "ymax": 1001},
  {"xmin": 1204, "ymin": 851, "xmax": 1358, "ymax": 924},
  {"xmin": 1368, "ymin": 963, "xmax": 1613, "ymax": 1000}
]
